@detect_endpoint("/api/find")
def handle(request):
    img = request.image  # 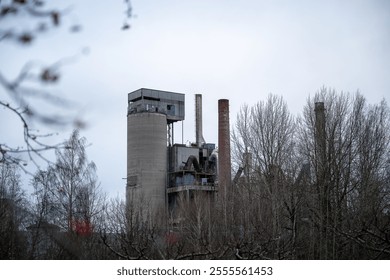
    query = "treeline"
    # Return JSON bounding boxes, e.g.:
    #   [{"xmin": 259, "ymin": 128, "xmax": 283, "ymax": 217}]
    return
[
  {"xmin": 1, "ymin": 130, "xmax": 109, "ymax": 259},
  {"xmin": 1, "ymin": 88, "xmax": 389, "ymax": 259},
  {"xmin": 230, "ymin": 88, "xmax": 390, "ymax": 259}
]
